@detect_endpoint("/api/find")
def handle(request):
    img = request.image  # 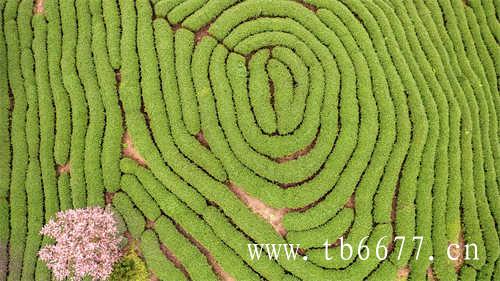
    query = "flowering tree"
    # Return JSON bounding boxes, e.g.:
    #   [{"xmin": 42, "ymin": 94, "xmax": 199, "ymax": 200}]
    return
[{"xmin": 38, "ymin": 207, "xmax": 123, "ymax": 281}]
